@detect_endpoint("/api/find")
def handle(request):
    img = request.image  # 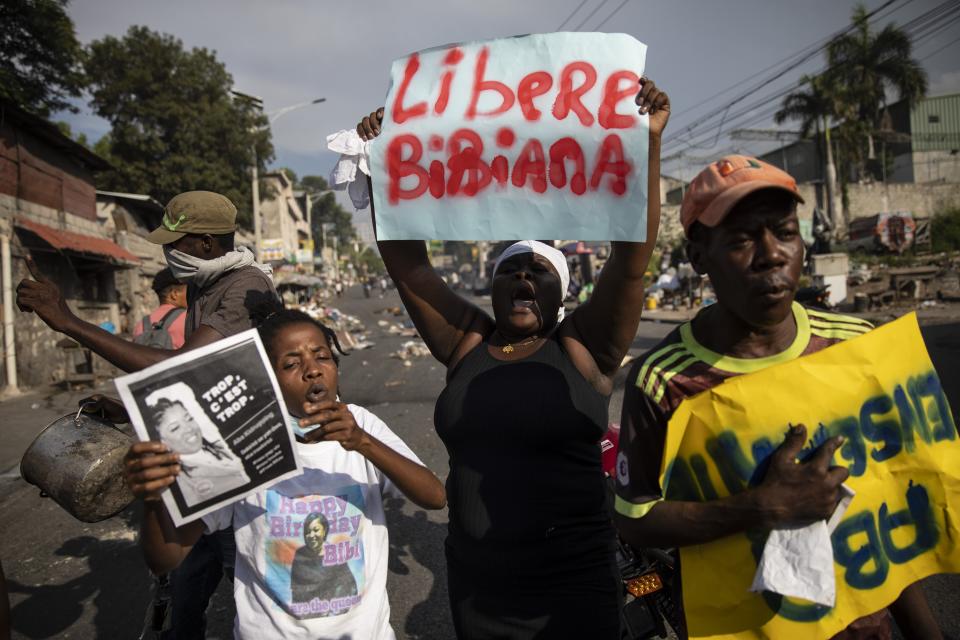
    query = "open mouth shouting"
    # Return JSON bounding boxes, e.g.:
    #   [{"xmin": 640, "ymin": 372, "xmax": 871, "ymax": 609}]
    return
[
  {"xmin": 306, "ymin": 382, "xmax": 329, "ymax": 404},
  {"xmin": 511, "ymin": 282, "xmax": 538, "ymax": 314}
]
